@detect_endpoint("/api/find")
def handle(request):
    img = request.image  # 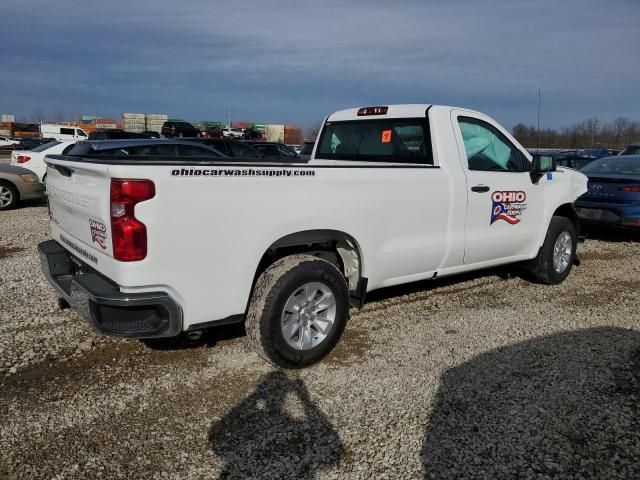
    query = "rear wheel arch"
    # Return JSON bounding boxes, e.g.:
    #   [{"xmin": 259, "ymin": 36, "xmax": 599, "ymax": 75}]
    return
[{"xmin": 250, "ymin": 229, "xmax": 365, "ymax": 306}]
